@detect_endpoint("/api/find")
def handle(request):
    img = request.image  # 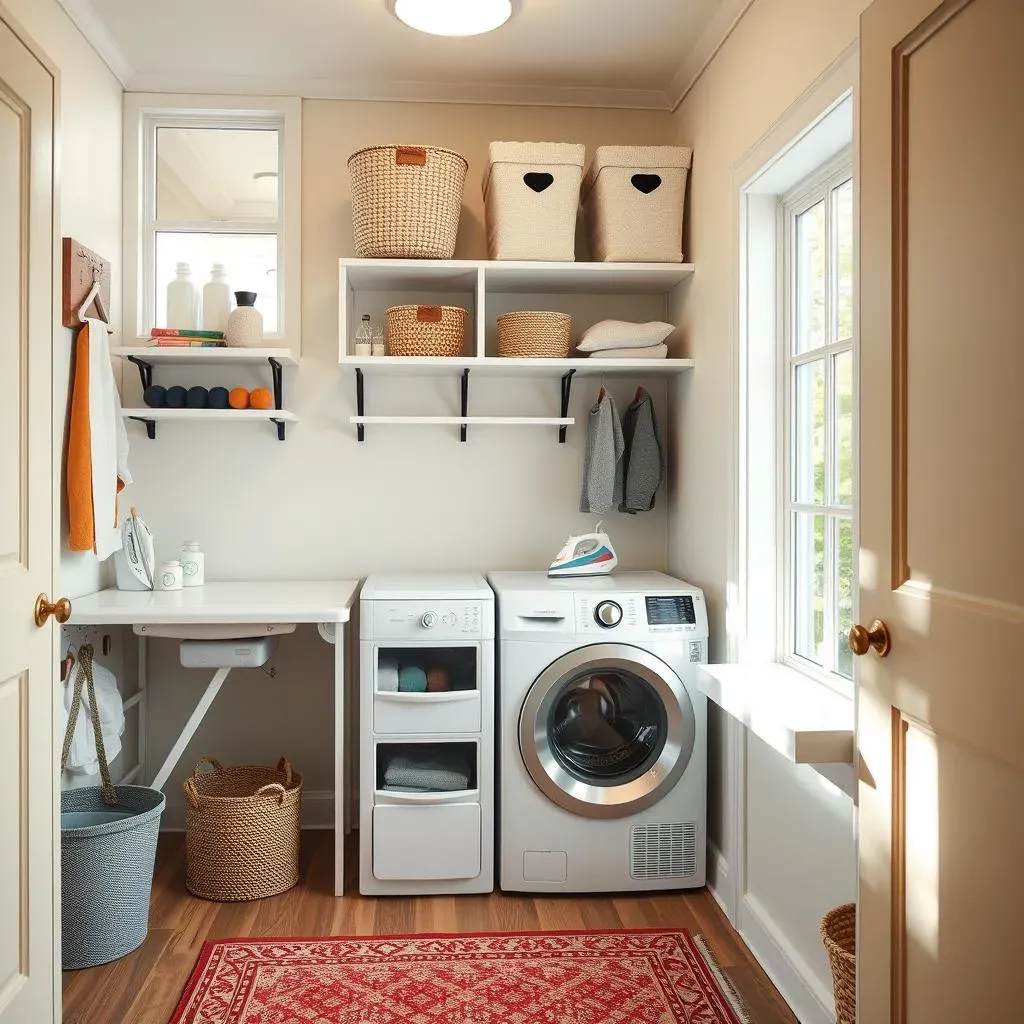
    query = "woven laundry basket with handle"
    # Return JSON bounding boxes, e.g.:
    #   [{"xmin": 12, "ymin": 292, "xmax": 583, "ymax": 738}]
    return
[
  {"xmin": 821, "ymin": 903, "xmax": 856, "ymax": 1024},
  {"xmin": 582, "ymin": 145, "xmax": 692, "ymax": 262},
  {"xmin": 497, "ymin": 311, "xmax": 573, "ymax": 358},
  {"xmin": 184, "ymin": 756, "xmax": 302, "ymax": 901},
  {"xmin": 348, "ymin": 144, "xmax": 468, "ymax": 259}
]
